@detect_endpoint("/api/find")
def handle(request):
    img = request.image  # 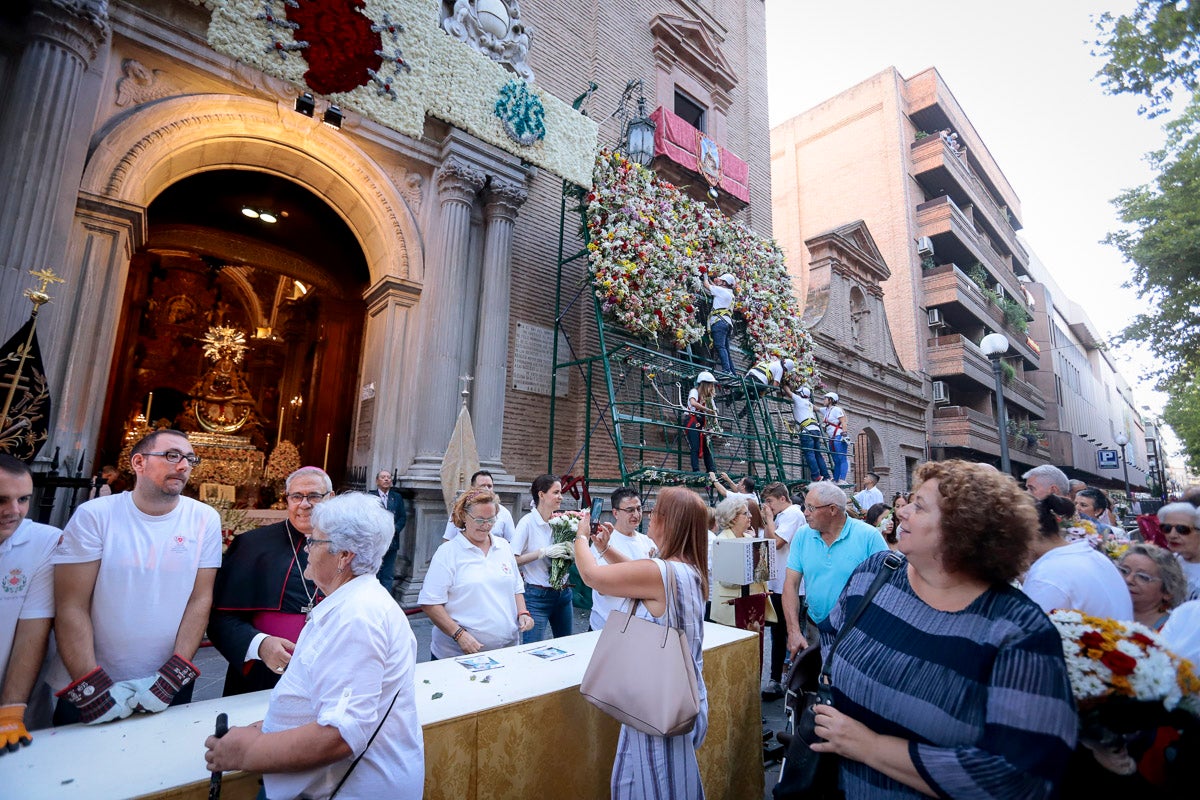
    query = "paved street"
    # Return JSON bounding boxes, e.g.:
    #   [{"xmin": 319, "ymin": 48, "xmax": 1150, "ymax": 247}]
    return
[{"xmin": 192, "ymin": 605, "xmax": 788, "ymax": 798}]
